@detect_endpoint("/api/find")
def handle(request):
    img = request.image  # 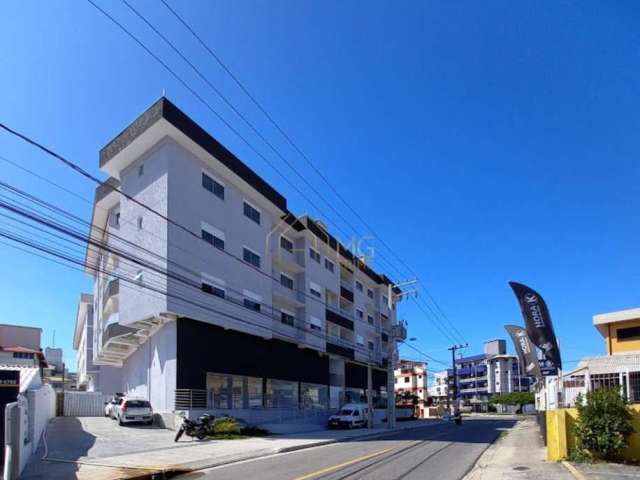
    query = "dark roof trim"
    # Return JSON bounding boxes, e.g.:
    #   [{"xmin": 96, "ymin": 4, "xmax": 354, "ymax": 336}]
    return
[{"xmin": 100, "ymin": 97, "xmax": 287, "ymax": 211}]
